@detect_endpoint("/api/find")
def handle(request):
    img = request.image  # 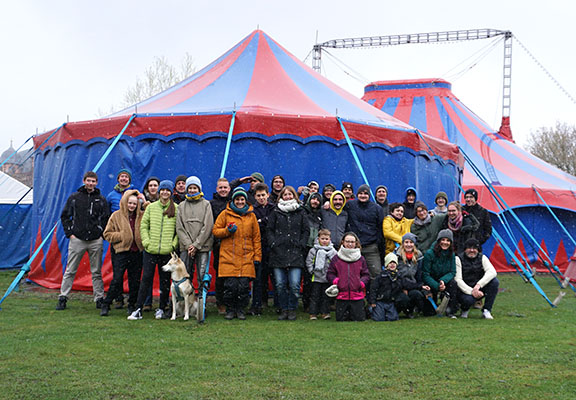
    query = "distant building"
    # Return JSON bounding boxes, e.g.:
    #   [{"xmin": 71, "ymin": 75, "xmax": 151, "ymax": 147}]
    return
[{"xmin": 0, "ymin": 141, "xmax": 34, "ymax": 187}]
